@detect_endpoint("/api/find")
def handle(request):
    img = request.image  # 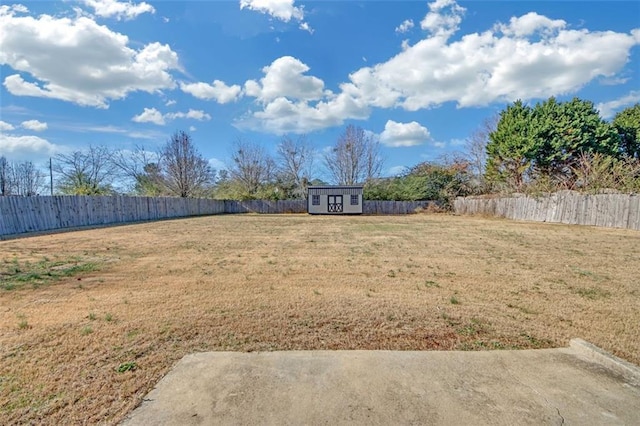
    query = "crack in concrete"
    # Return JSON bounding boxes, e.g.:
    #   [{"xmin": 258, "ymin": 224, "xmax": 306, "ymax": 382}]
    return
[
  {"xmin": 501, "ymin": 359, "xmax": 566, "ymax": 425},
  {"xmin": 556, "ymin": 407, "xmax": 565, "ymax": 425}
]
